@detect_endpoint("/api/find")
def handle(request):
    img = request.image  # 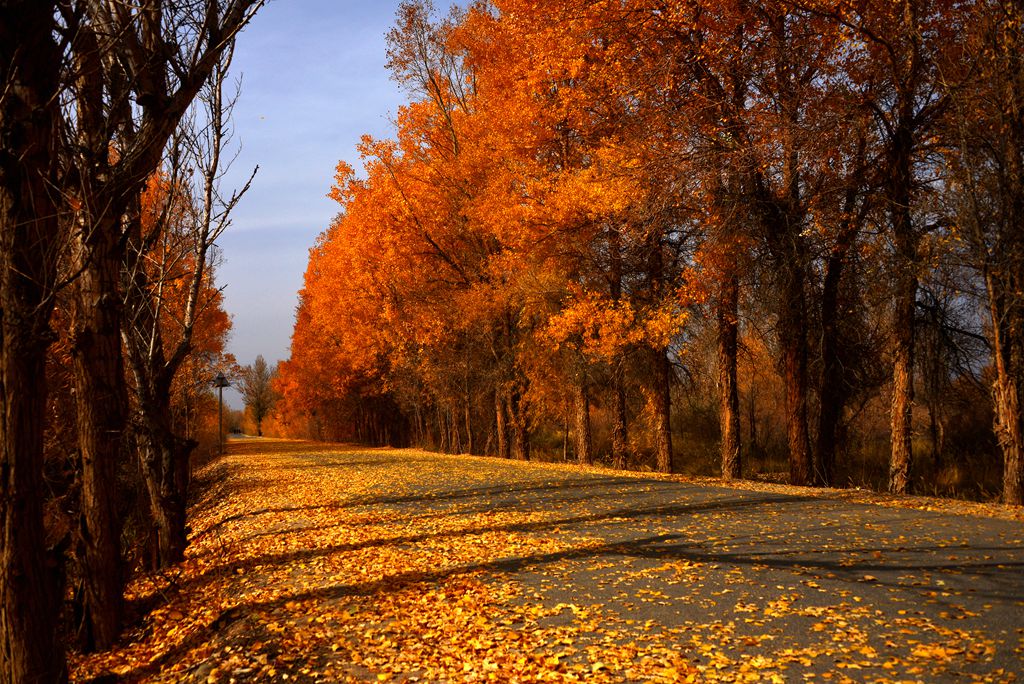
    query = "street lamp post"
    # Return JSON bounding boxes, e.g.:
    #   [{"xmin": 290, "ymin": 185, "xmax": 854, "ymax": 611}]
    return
[{"xmin": 213, "ymin": 372, "xmax": 230, "ymax": 455}]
